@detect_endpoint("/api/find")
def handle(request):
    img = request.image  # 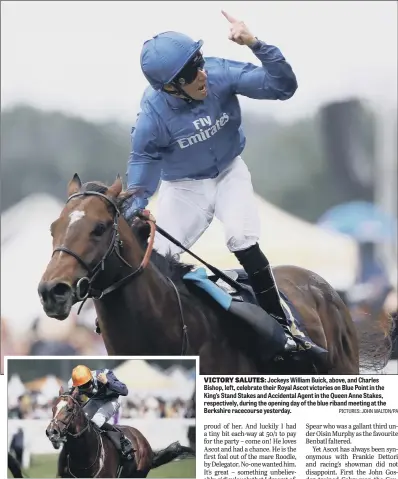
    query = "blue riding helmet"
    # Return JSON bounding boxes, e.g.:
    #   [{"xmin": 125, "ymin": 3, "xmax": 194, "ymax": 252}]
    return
[{"xmin": 140, "ymin": 31, "xmax": 204, "ymax": 90}]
